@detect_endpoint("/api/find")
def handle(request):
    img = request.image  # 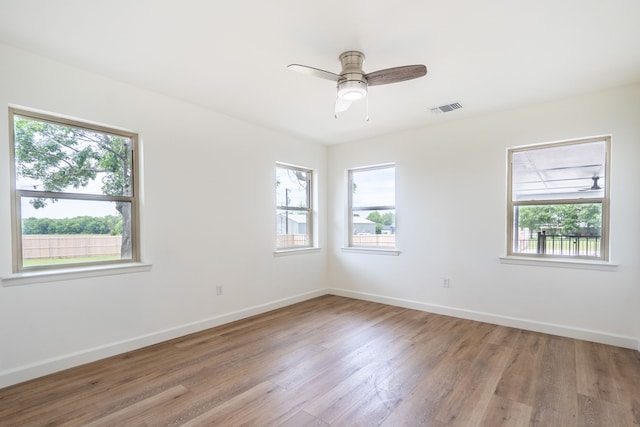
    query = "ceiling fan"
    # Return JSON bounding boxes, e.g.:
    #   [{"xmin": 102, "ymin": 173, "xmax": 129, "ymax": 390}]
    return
[
  {"xmin": 288, "ymin": 51, "xmax": 427, "ymax": 117},
  {"xmin": 579, "ymin": 176, "xmax": 602, "ymax": 191}
]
